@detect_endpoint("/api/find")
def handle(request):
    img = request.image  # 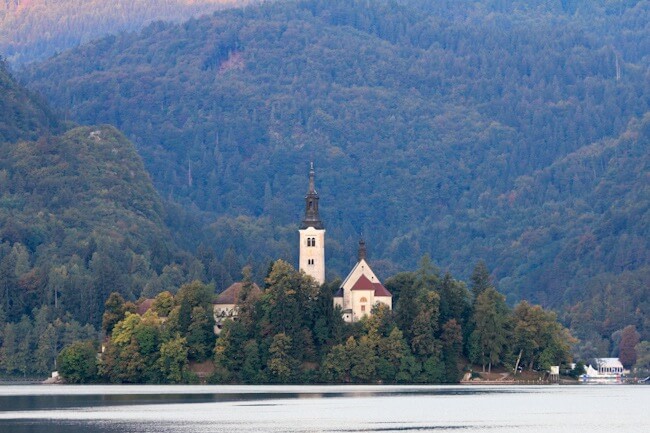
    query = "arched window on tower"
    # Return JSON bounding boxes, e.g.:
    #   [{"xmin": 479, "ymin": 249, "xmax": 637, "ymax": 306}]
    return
[
  {"xmin": 311, "ymin": 237, "xmax": 316, "ymax": 247},
  {"xmin": 307, "ymin": 238, "xmax": 312, "ymax": 247},
  {"xmin": 359, "ymin": 297, "xmax": 367, "ymax": 303}
]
